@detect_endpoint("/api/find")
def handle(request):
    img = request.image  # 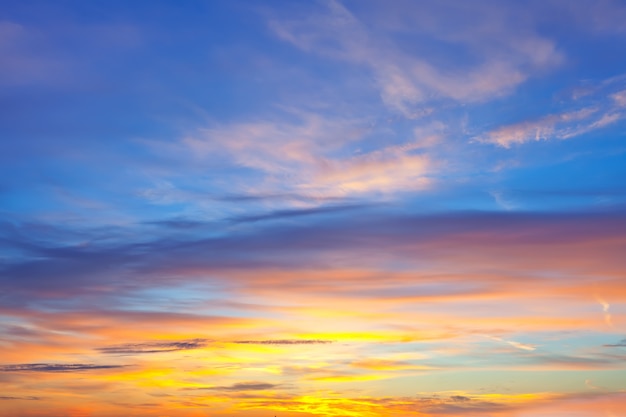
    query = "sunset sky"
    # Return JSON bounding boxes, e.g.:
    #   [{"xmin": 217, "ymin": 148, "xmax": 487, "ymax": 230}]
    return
[{"xmin": 1, "ymin": 1, "xmax": 626, "ymax": 416}]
